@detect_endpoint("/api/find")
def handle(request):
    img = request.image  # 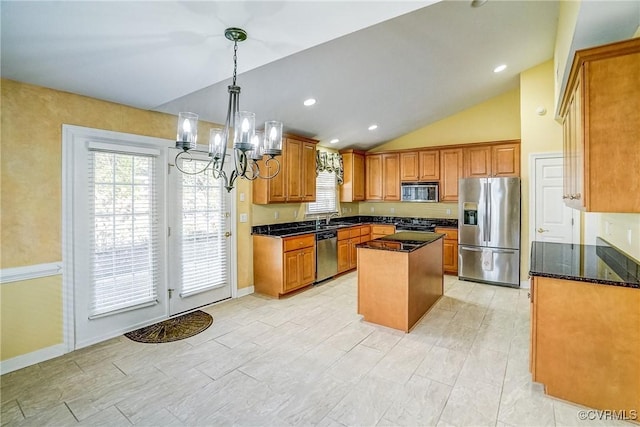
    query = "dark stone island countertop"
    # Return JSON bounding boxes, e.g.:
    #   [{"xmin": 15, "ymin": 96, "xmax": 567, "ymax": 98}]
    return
[
  {"xmin": 529, "ymin": 239, "xmax": 640, "ymax": 288},
  {"xmin": 251, "ymin": 215, "xmax": 457, "ymax": 238},
  {"xmin": 356, "ymin": 231, "xmax": 445, "ymax": 253}
]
